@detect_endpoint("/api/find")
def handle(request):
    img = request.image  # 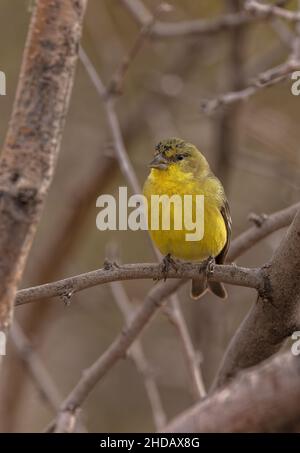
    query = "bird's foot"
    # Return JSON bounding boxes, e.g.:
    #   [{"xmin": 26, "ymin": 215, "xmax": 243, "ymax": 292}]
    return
[
  {"xmin": 160, "ymin": 253, "xmax": 178, "ymax": 281},
  {"xmin": 206, "ymin": 256, "xmax": 216, "ymax": 277},
  {"xmin": 103, "ymin": 258, "xmax": 120, "ymax": 270},
  {"xmin": 198, "ymin": 256, "xmax": 215, "ymax": 277}
]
